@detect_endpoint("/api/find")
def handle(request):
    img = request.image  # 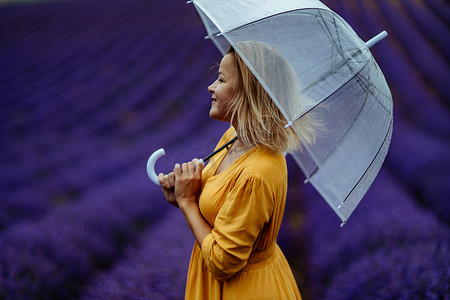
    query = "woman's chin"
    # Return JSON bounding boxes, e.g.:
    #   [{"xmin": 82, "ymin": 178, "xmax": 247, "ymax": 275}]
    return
[
  {"xmin": 209, "ymin": 108, "xmax": 220, "ymax": 120},
  {"xmin": 209, "ymin": 107, "xmax": 230, "ymax": 123}
]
